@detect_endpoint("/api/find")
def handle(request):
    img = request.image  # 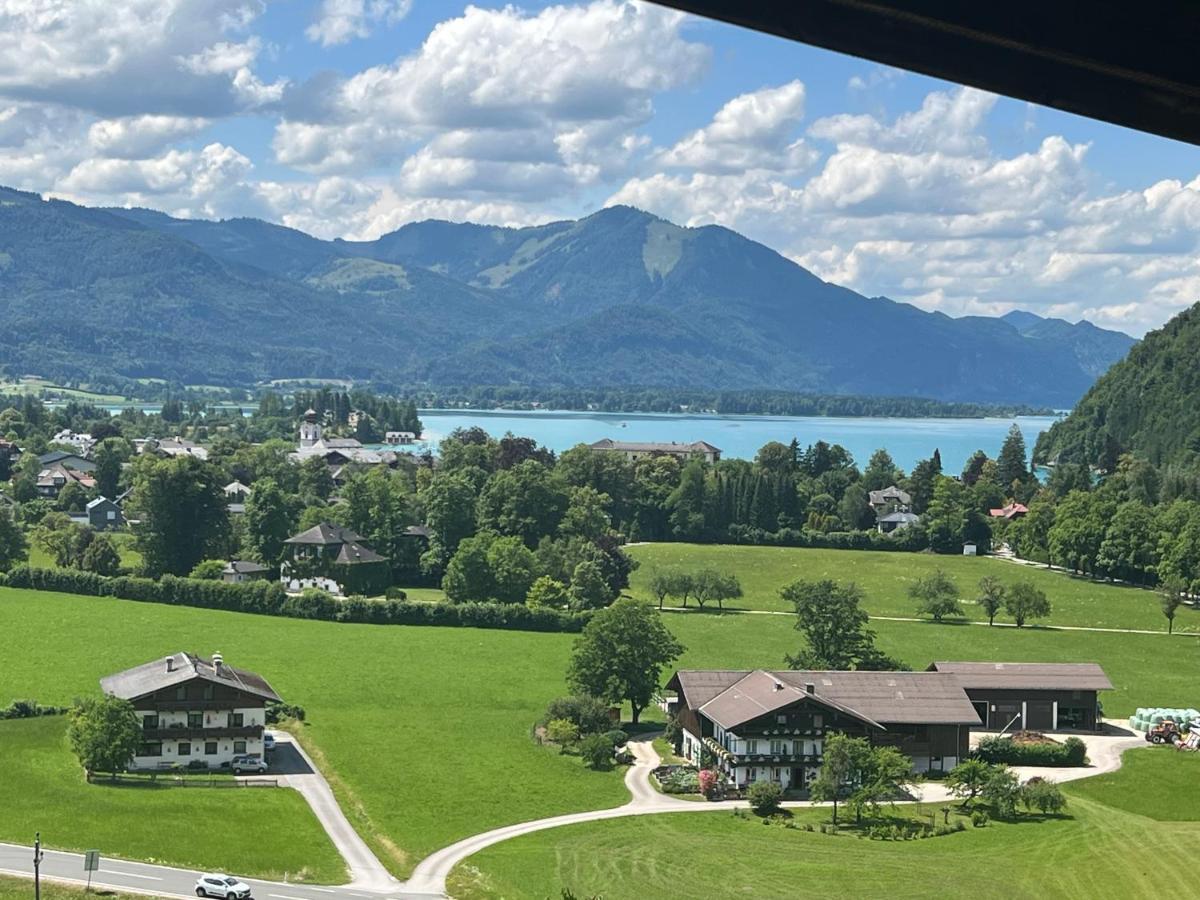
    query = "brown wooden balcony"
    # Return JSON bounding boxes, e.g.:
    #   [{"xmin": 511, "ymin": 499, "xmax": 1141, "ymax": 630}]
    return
[{"xmin": 141, "ymin": 725, "xmax": 263, "ymax": 741}]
